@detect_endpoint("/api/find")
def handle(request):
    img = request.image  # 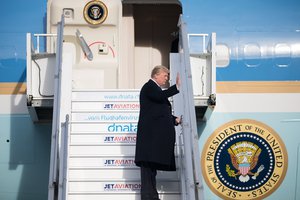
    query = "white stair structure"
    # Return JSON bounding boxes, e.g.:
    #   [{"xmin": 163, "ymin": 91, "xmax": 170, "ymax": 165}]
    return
[
  {"xmin": 65, "ymin": 89, "xmax": 181, "ymax": 200},
  {"xmin": 45, "ymin": 16, "xmax": 185, "ymax": 200}
]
